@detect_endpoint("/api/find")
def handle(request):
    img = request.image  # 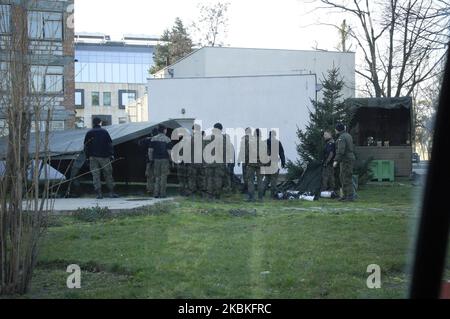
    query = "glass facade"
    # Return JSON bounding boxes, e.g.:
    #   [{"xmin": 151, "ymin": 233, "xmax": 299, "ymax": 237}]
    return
[
  {"xmin": 0, "ymin": 5, "xmax": 10, "ymax": 34},
  {"xmin": 75, "ymin": 44, "xmax": 154, "ymax": 84}
]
